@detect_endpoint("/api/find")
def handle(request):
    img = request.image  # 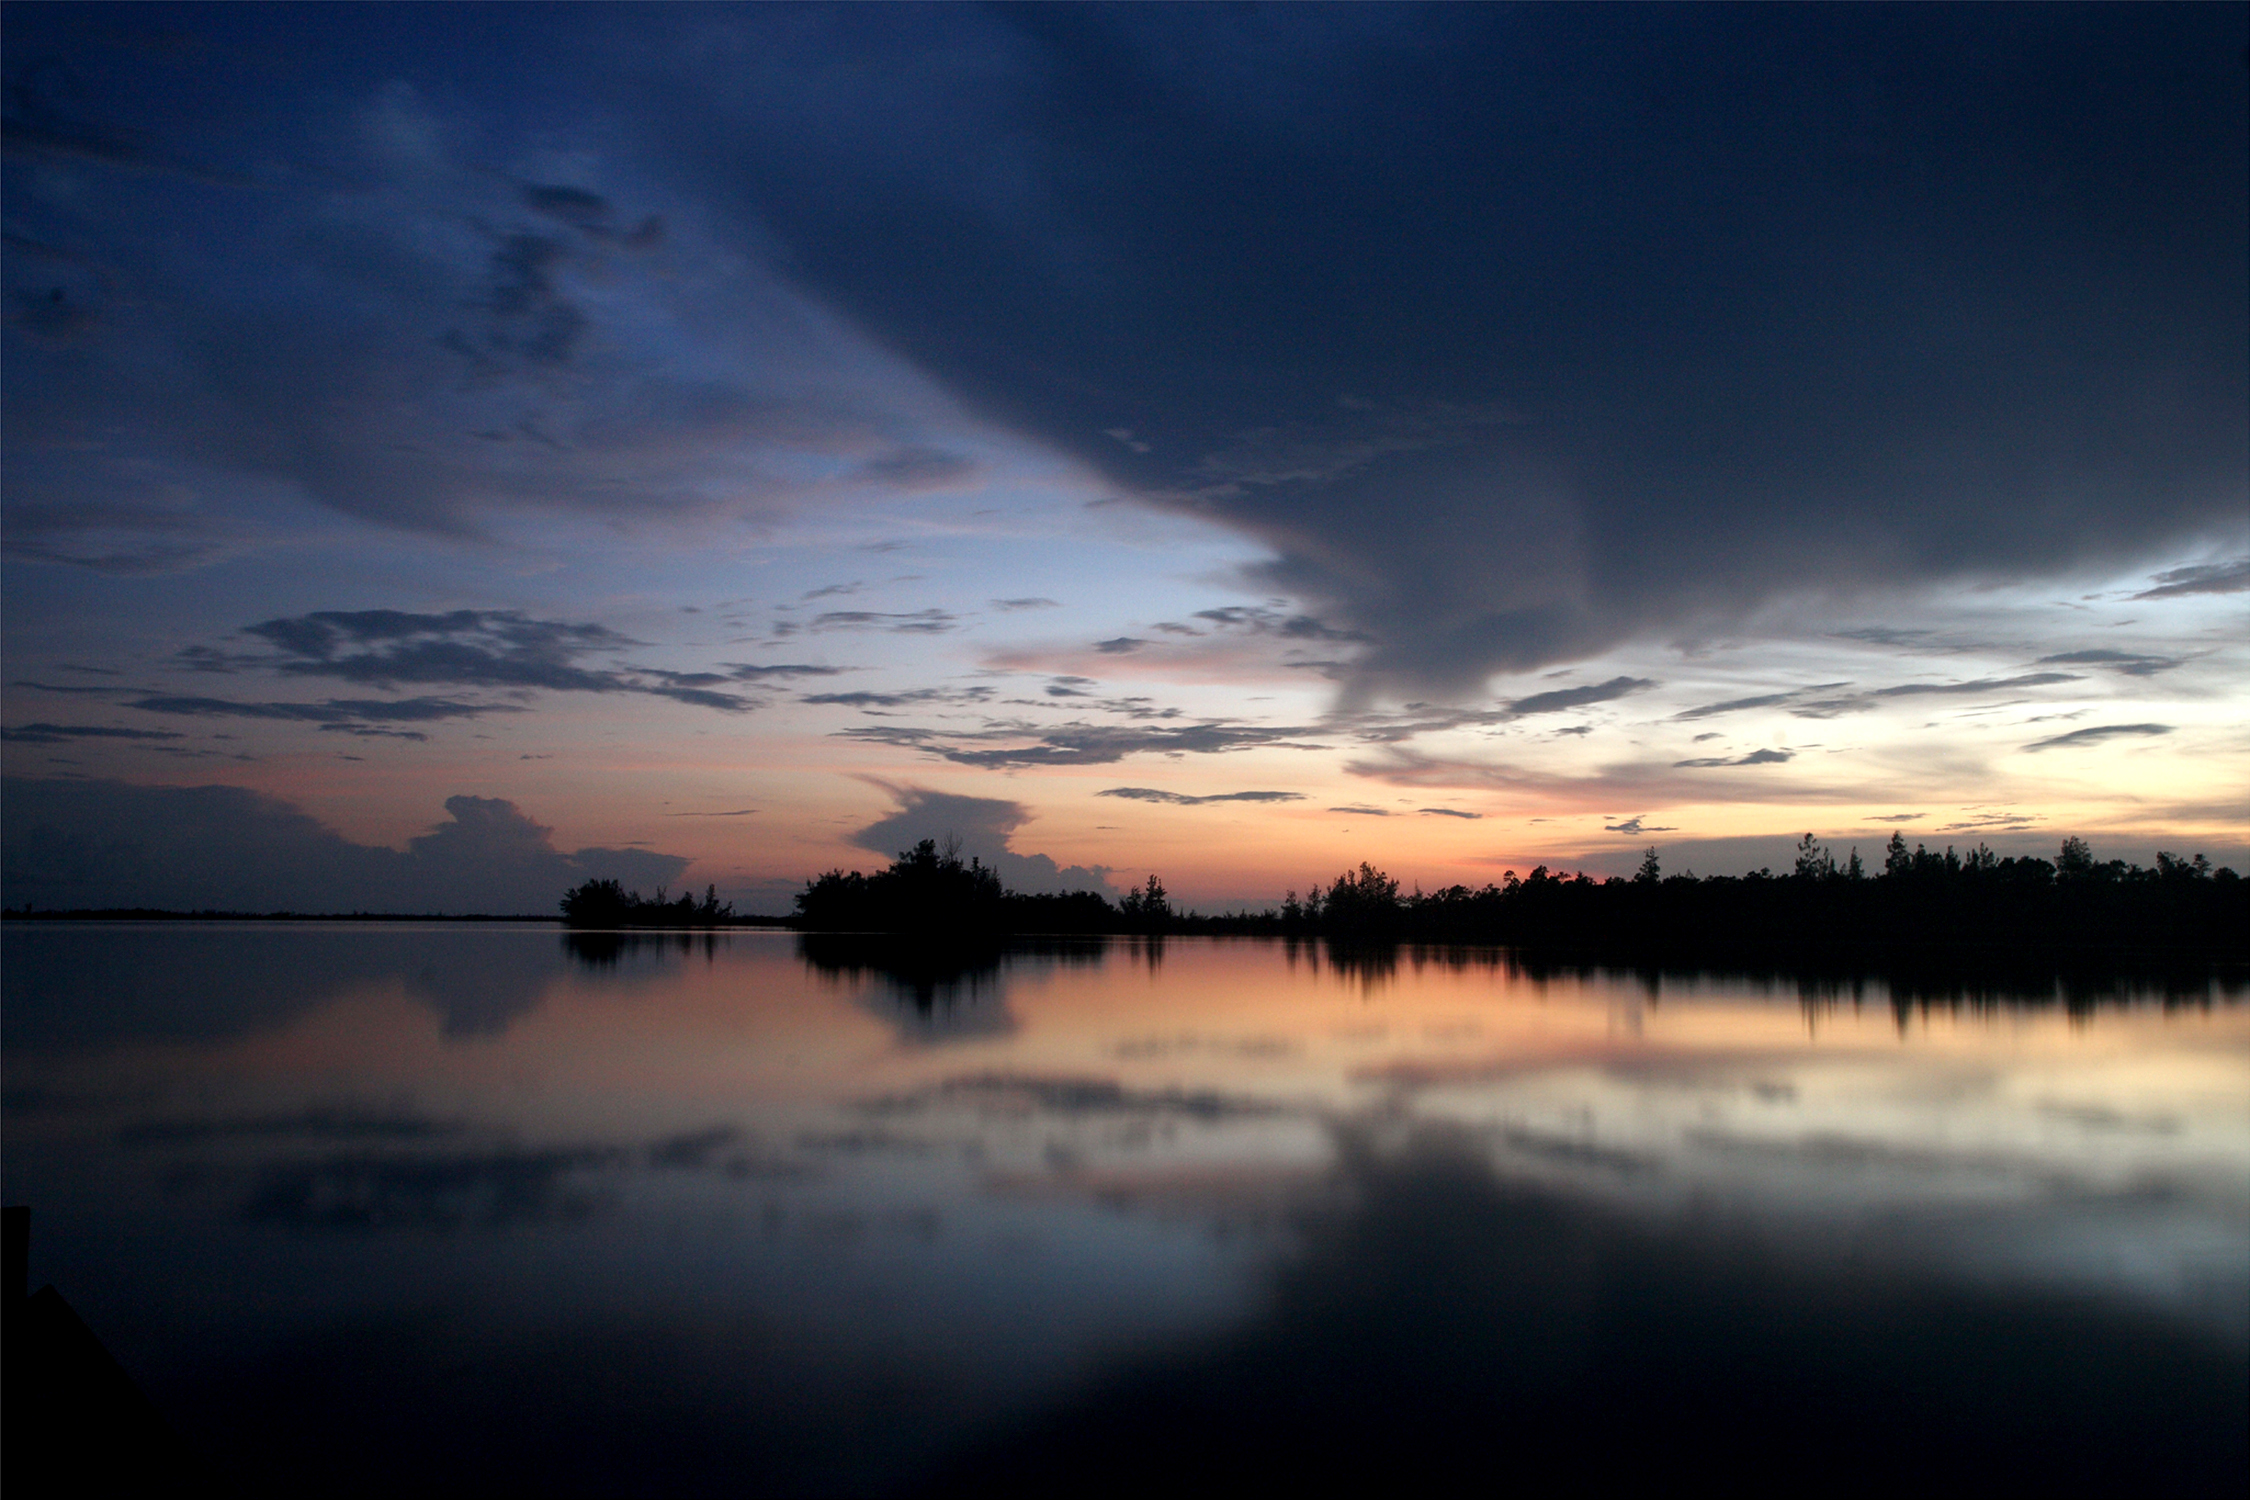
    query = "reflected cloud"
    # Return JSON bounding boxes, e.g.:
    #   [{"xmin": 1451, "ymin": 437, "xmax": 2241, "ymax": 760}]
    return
[
  {"xmin": 928, "ymin": 1119, "xmax": 2248, "ymax": 1493},
  {"xmin": 863, "ymin": 1071, "xmax": 1293, "ymax": 1125},
  {"xmin": 2, "ymin": 925, "xmax": 572, "ymax": 1052},
  {"xmin": 244, "ymin": 1146, "xmax": 626, "ymax": 1230}
]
